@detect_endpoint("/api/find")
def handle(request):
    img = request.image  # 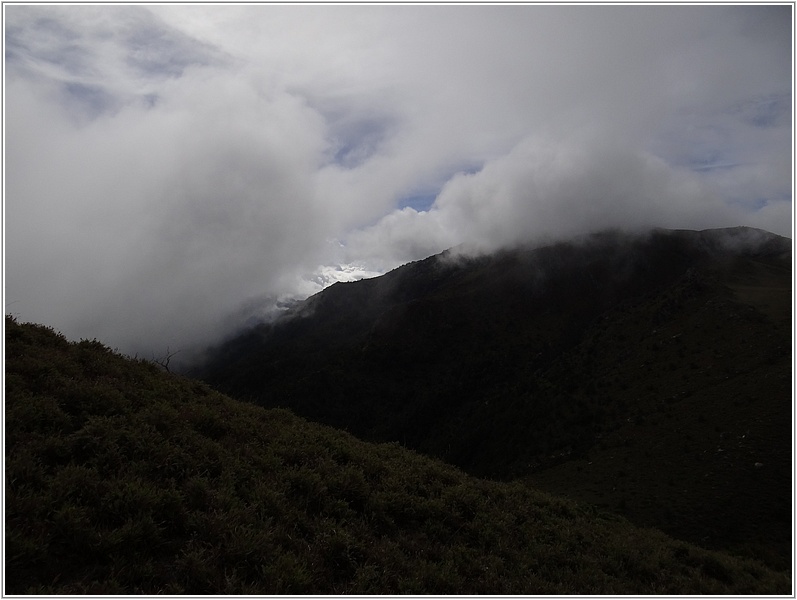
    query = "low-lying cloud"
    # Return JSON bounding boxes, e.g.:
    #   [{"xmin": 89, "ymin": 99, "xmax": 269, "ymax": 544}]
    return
[
  {"xmin": 342, "ymin": 131, "xmax": 791, "ymax": 268},
  {"xmin": 4, "ymin": 5, "xmax": 791, "ymax": 359}
]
